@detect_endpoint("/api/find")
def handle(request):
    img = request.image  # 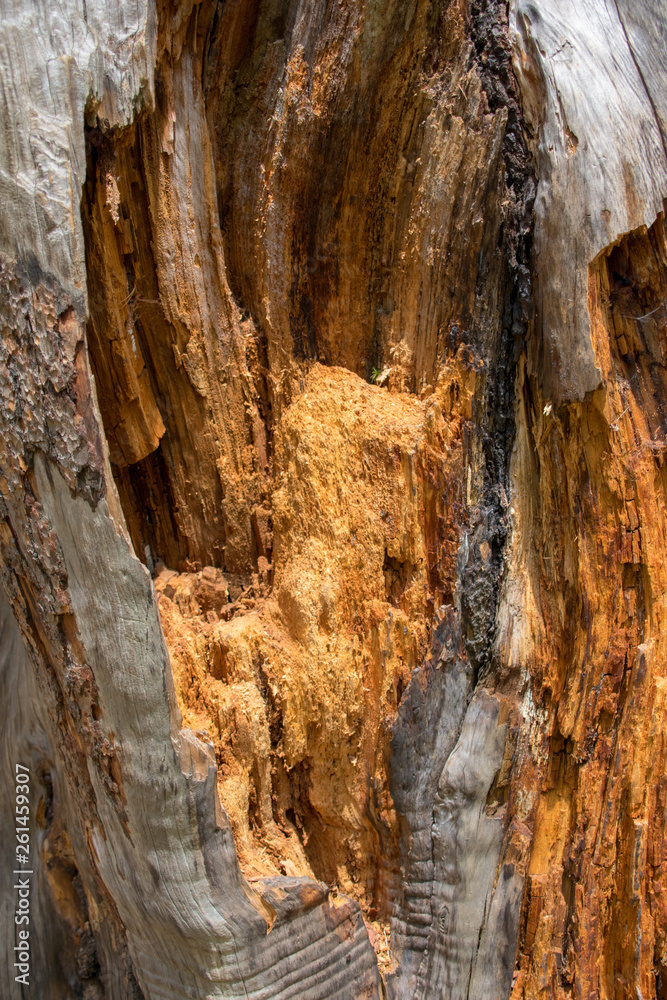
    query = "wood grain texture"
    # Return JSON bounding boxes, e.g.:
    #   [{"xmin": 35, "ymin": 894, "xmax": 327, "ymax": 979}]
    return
[
  {"xmin": 511, "ymin": 0, "xmax": 667, "ymax": 402},
  {"xmin": 0, "ymin": 0, "xmax": 156, "ymax": 297},
  {"xmin": 0, "ymin": 0, "xmax": 380, "ymax": 995},
  {"xmin": 0, "ymin": 0, "xmax": 666, "ymax": 997}
]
